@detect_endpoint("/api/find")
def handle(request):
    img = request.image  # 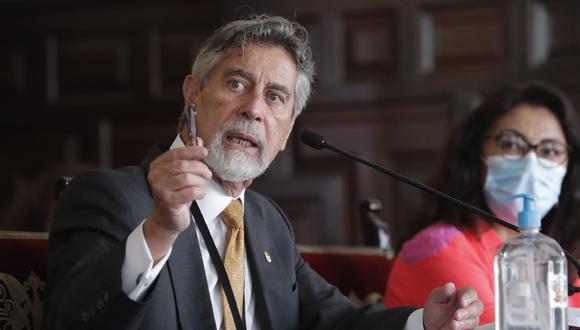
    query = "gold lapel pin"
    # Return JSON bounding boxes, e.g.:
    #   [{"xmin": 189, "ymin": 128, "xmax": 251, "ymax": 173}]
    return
[{"xmin": 264, "ymin": 250, "xmax": 272, "ymax": 263}]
